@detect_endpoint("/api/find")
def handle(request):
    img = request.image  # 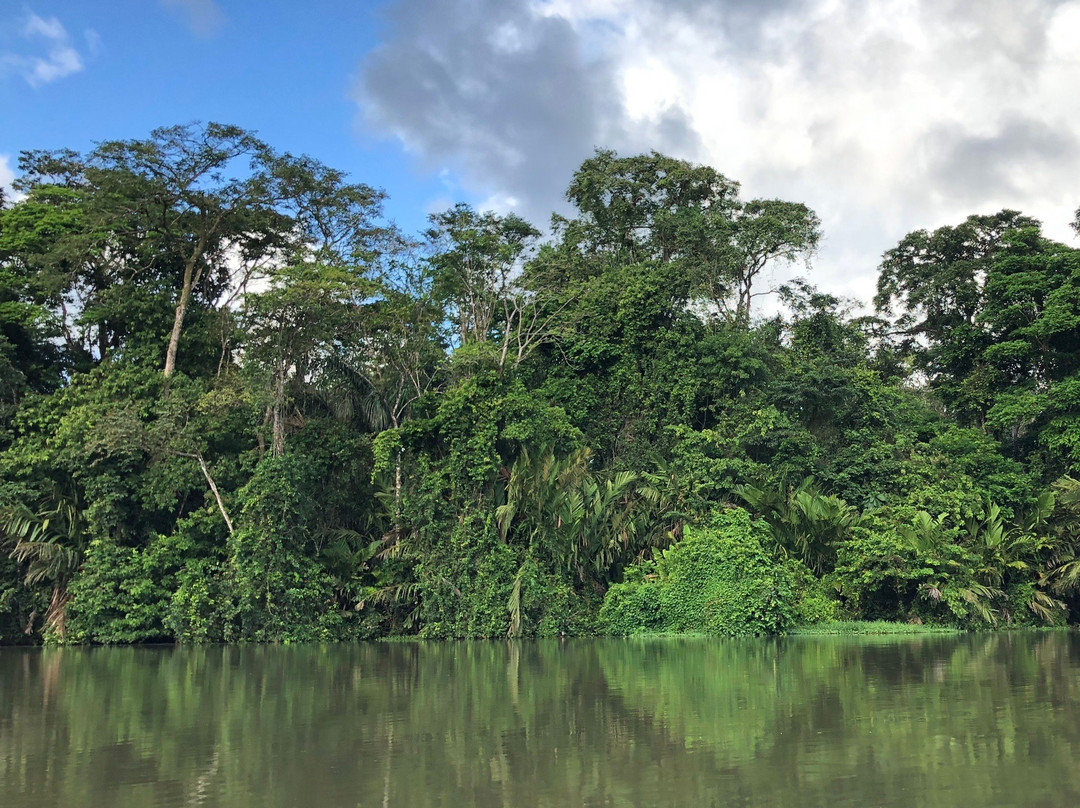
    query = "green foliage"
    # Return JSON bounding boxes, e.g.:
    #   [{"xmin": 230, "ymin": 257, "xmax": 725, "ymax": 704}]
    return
[
  {"xmin": 786, "ymin": 559, "xmax": 843, "ymax": 625},
  {"xmin": 0, "ymin": 485, "xmax": 88, "ymax": 639},
  {"xmin": 877, "ymin": 213, "xmax": 1080, "ymax": 476},
  {"xmin": 162, "ymin": 508, "xmax": 233, "ymax": 643},
  {"xmin": 832, "ymin": 499, "xmax": 1070, "ymax": 630},
  {"xmin": 496, "ymin": 445, "xmax": 670, "ymax": 588},
  {"xmin": 599, "ymin": 509, "xmax": 798, "ymax": 636},
  {"xmin": 65, "ymin": 535, "xmax": 173, "ymax": 644},
  {"xmin": 736, "ymin": 478, "xmax": 860, "ymax": 574},
  {"xmin": 225, "ymin": 453, "xmax": 341, "ymax": 642},
  {"xmin": 413, "ymin": 509, "xmax": 516, "ymax": 638},
  {"xmin": 3, "ymin": 125, "xmax": 1080, "ymax": 644}
]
